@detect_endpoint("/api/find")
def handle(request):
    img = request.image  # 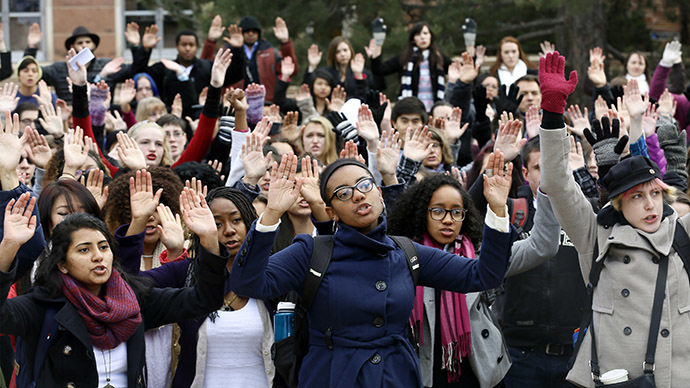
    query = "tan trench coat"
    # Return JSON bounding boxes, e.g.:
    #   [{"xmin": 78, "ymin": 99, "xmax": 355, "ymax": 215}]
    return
[{"xmin": 539, "ymin": 126, "xmax": 690, "ymax": 388}]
